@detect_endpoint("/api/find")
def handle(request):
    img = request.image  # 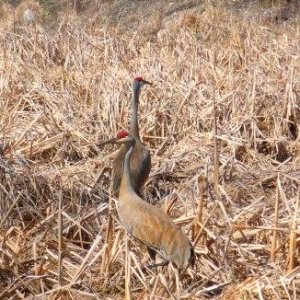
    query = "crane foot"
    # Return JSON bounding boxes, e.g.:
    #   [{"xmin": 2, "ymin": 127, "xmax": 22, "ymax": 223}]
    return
[{"xmin": 147, "ymin": 260, "xmax": 169, "ymax": 268}]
